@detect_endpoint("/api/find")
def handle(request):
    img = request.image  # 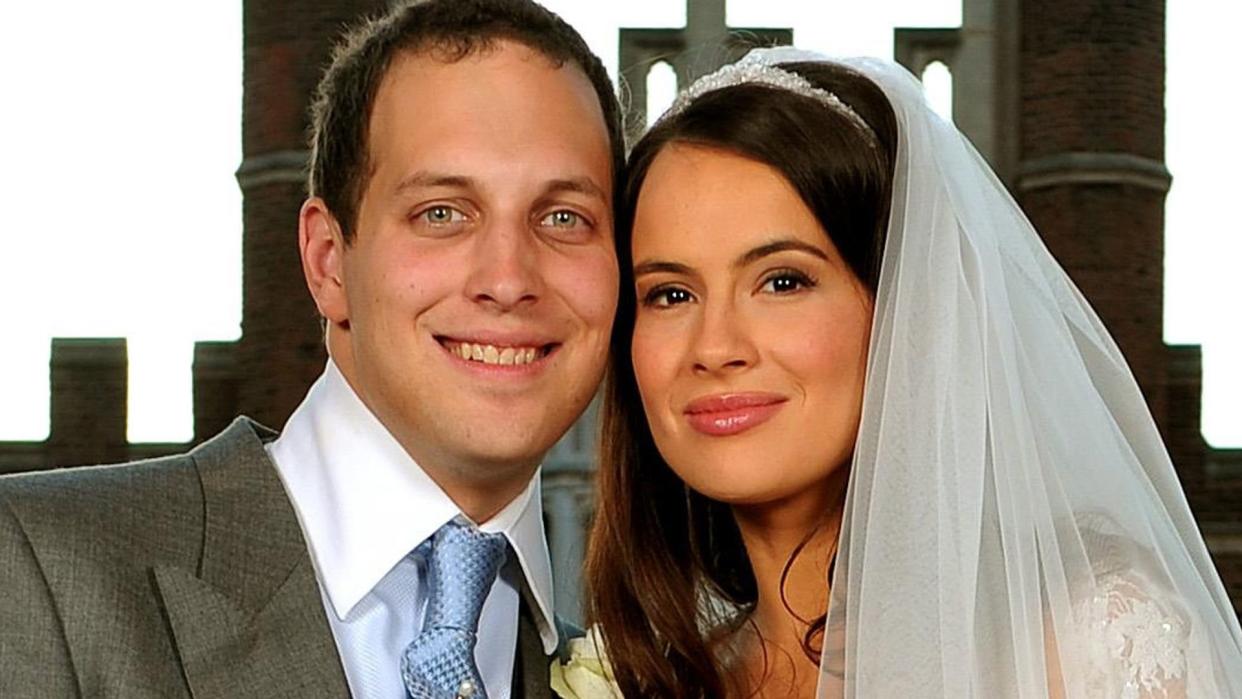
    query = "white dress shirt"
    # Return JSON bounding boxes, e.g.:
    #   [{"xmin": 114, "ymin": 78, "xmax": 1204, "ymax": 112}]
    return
[{"xmin": 266, "ymin": 360, "xmax": 558, "ymax": 699}]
